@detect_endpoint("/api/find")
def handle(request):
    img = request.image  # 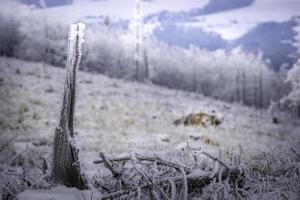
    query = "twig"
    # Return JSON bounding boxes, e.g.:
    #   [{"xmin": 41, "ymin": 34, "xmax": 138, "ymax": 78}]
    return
[
  {"xmin": 168, "ymin": 179, "xmax": 176, "ymax": 200},
  {"xmin": 81, "ymin": 192, "xmax": 87, "ymax": 200},
  {"xmin": 291, "ymin": 147, "xmax": 300, "ymax": 159},
  {"xmin": 29, "ymin": 174, "xmax": 48, "ymax": 188},
  {"xmin": 135, "ymin": 168, "xmax": 161, "ymax": 200},
  {"xmin": 99, "ymin": 152, "xmax": 122, "ymax": 180},
  {"xmin": 0, "ymin": 135, "xmax": 17, "ymax": 153},
  {"xmin": 137, "ymin": 187, "xmax": 141, "ymax": 200},
  {"xmin": 94, "ymin": 155, "xmax": 187, "ymax": 171},
  {"xmin": 99, "ymin": 152, "xmax": 129, "ymax": 187},
  {"xmin": 2, "ymin": 185, "xmax": 14, "ymax": 196},
  {"xmin": 179, "ymin": 167, "xmax": 187, "ymax": 200},
  {"xmin": 90, "ymin": 190, "xmax": 94, "ymax": 200},
  {"xmin": 201, "ymin": 151, "xmax": 230, "ymax": 170}
]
